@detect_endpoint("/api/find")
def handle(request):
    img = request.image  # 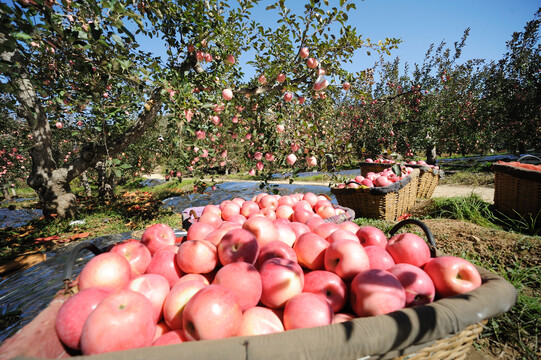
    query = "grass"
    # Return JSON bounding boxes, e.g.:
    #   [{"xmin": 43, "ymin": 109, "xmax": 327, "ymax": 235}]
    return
[
  {"xmin": 425, "ymin": 194, "xmax": 497, "ymax": 228},
  {"xmin": 439, "ymin": 171, "xmax": 495, "ymax": 187}
]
